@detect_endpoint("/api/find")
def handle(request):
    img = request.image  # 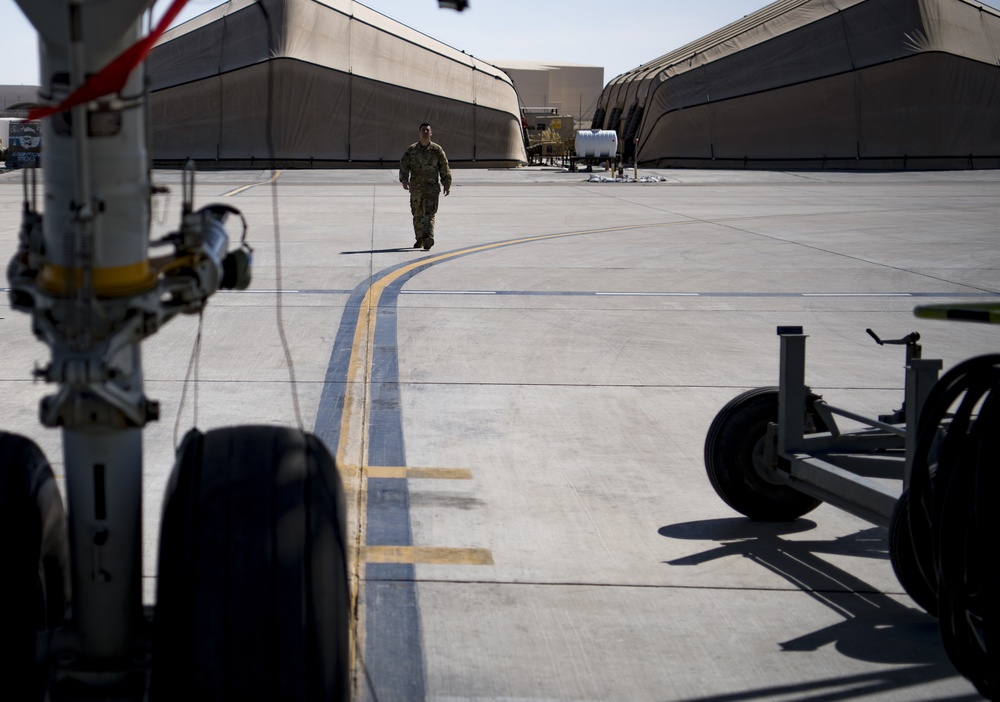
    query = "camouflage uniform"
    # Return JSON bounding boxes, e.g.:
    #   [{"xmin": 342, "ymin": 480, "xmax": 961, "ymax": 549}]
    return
[{"xmin": 399, "ymin": 141, "xmax": 452, "ymax": 249}]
